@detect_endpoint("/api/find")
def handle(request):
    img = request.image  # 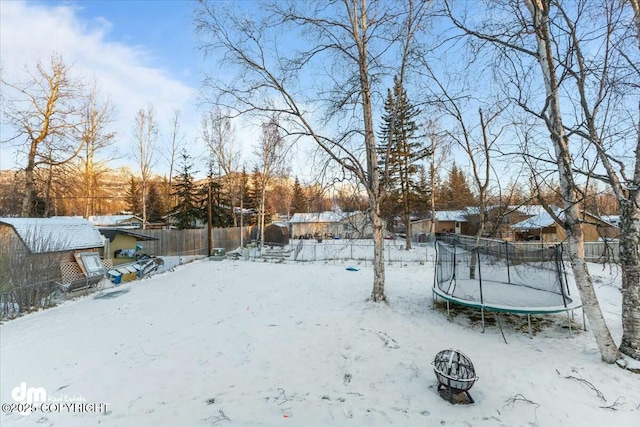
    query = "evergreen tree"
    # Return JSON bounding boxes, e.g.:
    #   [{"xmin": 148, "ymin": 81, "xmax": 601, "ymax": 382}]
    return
[
  {"xmin": 412, "ymin": 165, "xmax": 431, "ymax": 217},
  {"xmin": 249, "ymin": 166, "xmax": 262, "ymax": 214},
  {"xmin": 376, "ymin": 76, "xmax": 430, "ymax": 248},
  {"xmin": 125, "ymin": 176, "xmax": 142, "ymax": 215},
  {"xmin": 437, "ymin": 164, "xmax": 476, "ymax": 210},
  {"xmin": 239, "ymin": 167, "xmax": 255, "ymax": 225},
  {"xmin": 171, "ymin": 149, "xmax": 203, "ymax": 229},
  {"xmin": 292, "ymin": 177, "xmax": 307, "ymax": 213},
  {"xmin": 146, "ymin": 180, "xmax": 165, "ymax": 223},
  {"xmin": 204, "ymin": 162, "xmax": 233, "ymax": 228}
]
